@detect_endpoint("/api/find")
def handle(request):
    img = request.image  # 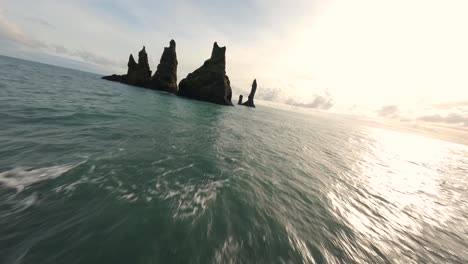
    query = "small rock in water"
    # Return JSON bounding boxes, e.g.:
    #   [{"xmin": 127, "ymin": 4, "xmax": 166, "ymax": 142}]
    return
[{"xmin": 238, "ymin": 95, "xmax": 243, "ymax": 105}]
